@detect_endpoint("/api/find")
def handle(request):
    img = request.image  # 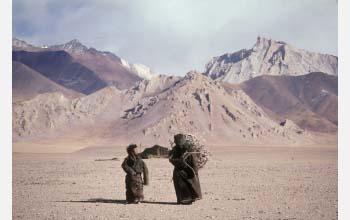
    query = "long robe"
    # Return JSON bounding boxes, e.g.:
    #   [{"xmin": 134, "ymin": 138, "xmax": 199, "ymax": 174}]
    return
[
  {"xmin": 121, "ymin": 155, "xmax": 149, "ymax": 203},
  {"xmin": 169, "ymin": 147, "xmax": 202, "ymax": 204}
]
